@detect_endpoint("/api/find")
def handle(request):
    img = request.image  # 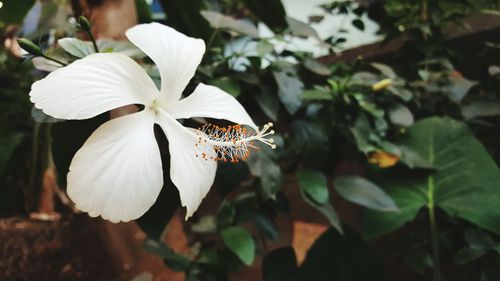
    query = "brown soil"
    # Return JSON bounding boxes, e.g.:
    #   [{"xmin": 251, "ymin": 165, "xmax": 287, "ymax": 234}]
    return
[{"xmin": 0, "ymin": 214, "xmax": 169, "ymax": 281}]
